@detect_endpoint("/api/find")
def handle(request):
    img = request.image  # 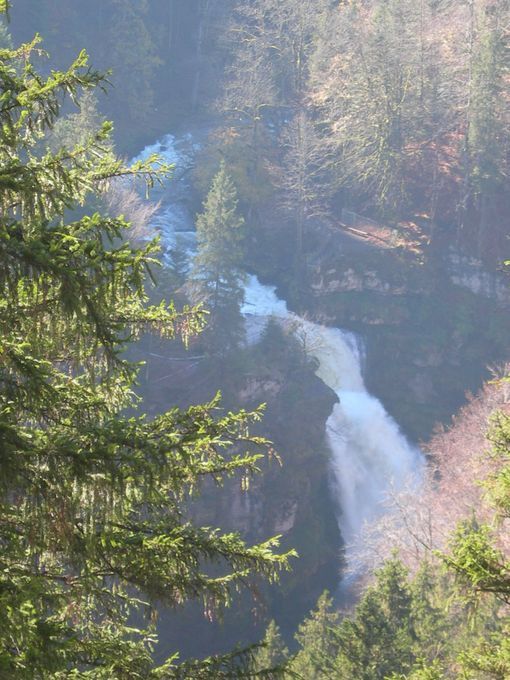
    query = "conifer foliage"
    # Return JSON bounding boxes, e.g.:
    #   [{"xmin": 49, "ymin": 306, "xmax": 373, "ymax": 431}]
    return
[
  {"xmin": 189, "ymin": 160, "xmax": 246, "ymax": 356},
  {"xmin": 0, "ymin": 16, "xmax": 291, "ymax": 678}
]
